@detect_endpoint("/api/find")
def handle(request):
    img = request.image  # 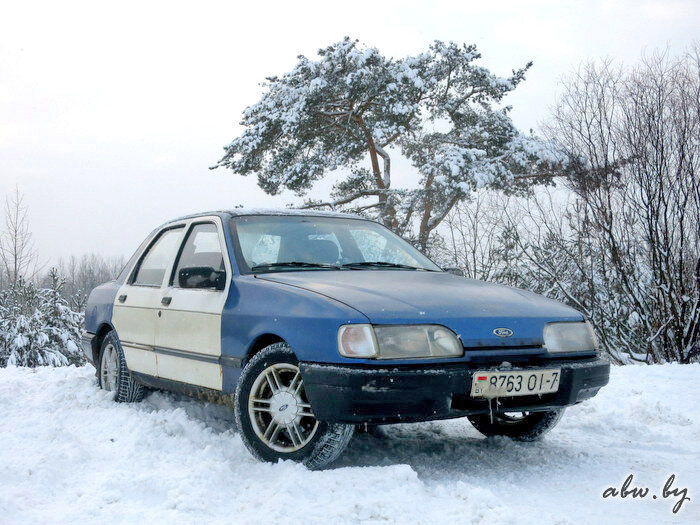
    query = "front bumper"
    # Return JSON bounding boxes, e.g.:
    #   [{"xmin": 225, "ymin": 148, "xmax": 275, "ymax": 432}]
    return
[{"xmin": 300, "ymin": 356, "xmax": 610, "ymax": 424}]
